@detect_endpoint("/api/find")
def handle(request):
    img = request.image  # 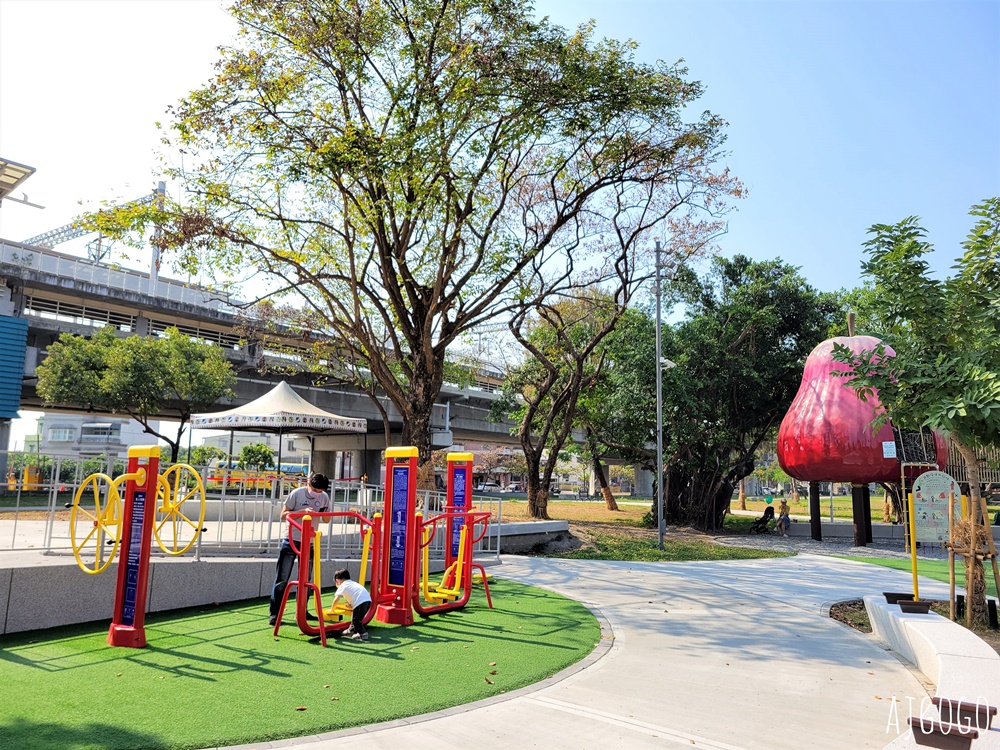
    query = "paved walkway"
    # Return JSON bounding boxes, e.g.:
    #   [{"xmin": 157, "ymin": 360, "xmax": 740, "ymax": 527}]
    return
[{"xmin": 217, "ymin": 554, "xmax": 956, "ymax": 750}]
